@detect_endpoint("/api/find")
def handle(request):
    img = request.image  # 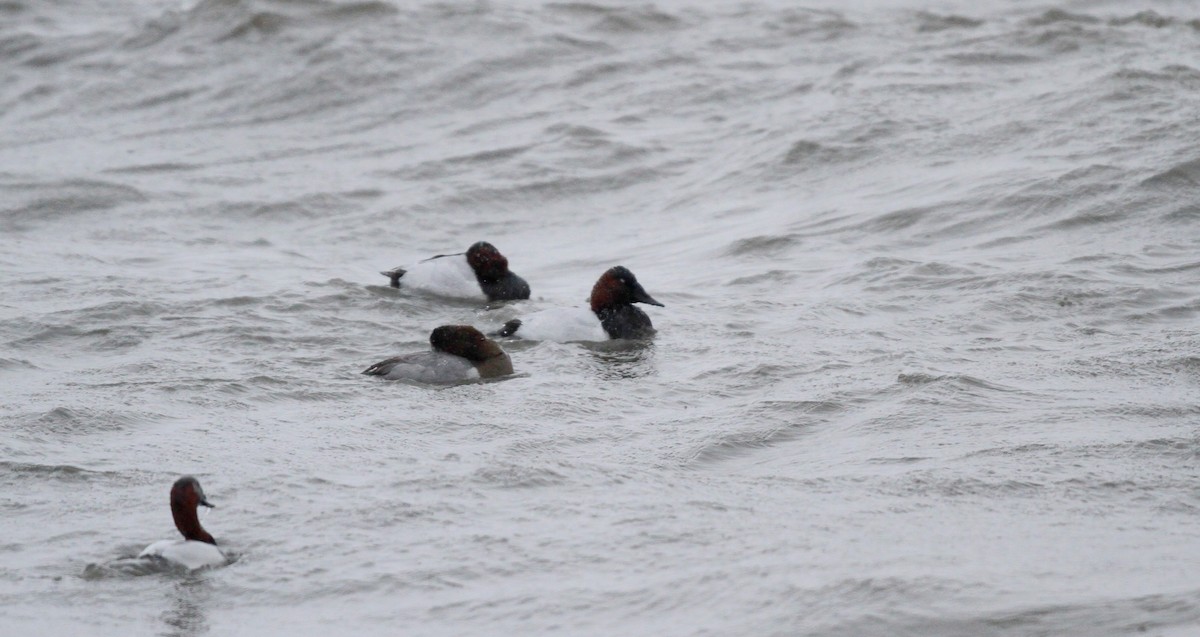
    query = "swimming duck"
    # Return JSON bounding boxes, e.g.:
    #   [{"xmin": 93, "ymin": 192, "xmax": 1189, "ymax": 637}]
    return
[
  {"xmin": 363, "ymin": 325, "xmax": 514, "ymax": 383},
  {"xmin": 381, "ymin": 241, "xmax": 530, "ymax": 302},
  {"xmin": 498, "ymin": 266, "xmax": 663, "ymax": 341},
  {"xmin": 137, "ymin": 476, "xmax": 226, "ymax": 570}
]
